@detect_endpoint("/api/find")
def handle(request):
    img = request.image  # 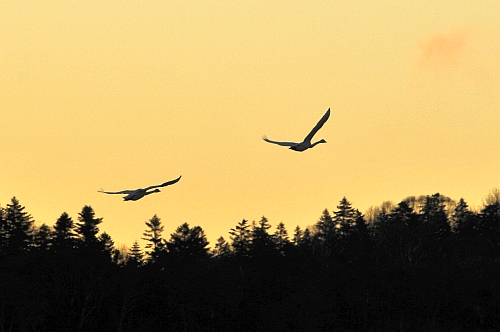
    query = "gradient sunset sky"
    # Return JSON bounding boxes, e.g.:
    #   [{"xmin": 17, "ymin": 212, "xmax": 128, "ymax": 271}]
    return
[{"xmin": 2, "ymin": 1, "xmax": 499, "ymax": 249}]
